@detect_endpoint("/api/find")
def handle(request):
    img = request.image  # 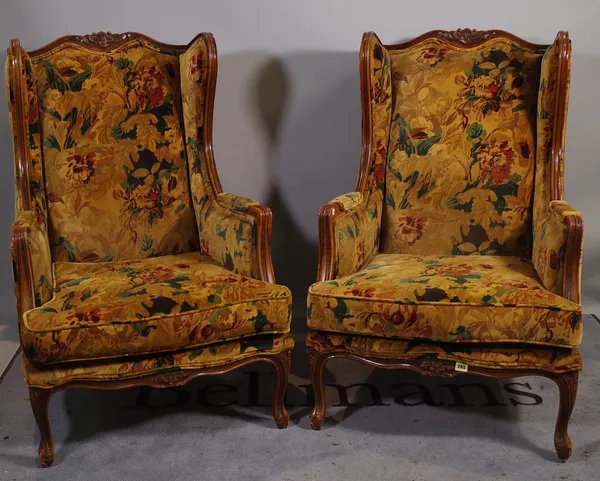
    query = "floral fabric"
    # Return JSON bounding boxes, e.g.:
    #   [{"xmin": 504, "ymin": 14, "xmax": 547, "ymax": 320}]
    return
[
  {"xmin": 24, "ymin": 333, "xmax": 293, "ymax": 388},
  {"xmin": 5, "ymin": 47, "xmax": 47, "ymax": 222},
  {"xmin": 22, "ymin": 252, "xmax": 291, "ymax": 365},
  {"xmin": 180, "ymin": 36, "xmax": 261, "ymax": 278},
  {"xmin": 306, "ymin": 331, "xmax": 581, "ymax": 372},
  {"xmin": 308, "ymin": 253, "xmax": 582, "ymax": 347},
  {"xmin": 327, "ymin": 35, "xmax": 392, "ymax": 278},
  {"xmin": 381, "ymin": 38, "xmax": 546, "ymax": 257},
  {"xmin": 532, "ymin": 41, "xmax": 581, "ymax": 297},
  {"xmin": 12, "ymin": 211, "xmax": 53, "ymax": 306},
  {"xmin": 29, "ymin": 41, "xmax": 199, "ymax": 262}
]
